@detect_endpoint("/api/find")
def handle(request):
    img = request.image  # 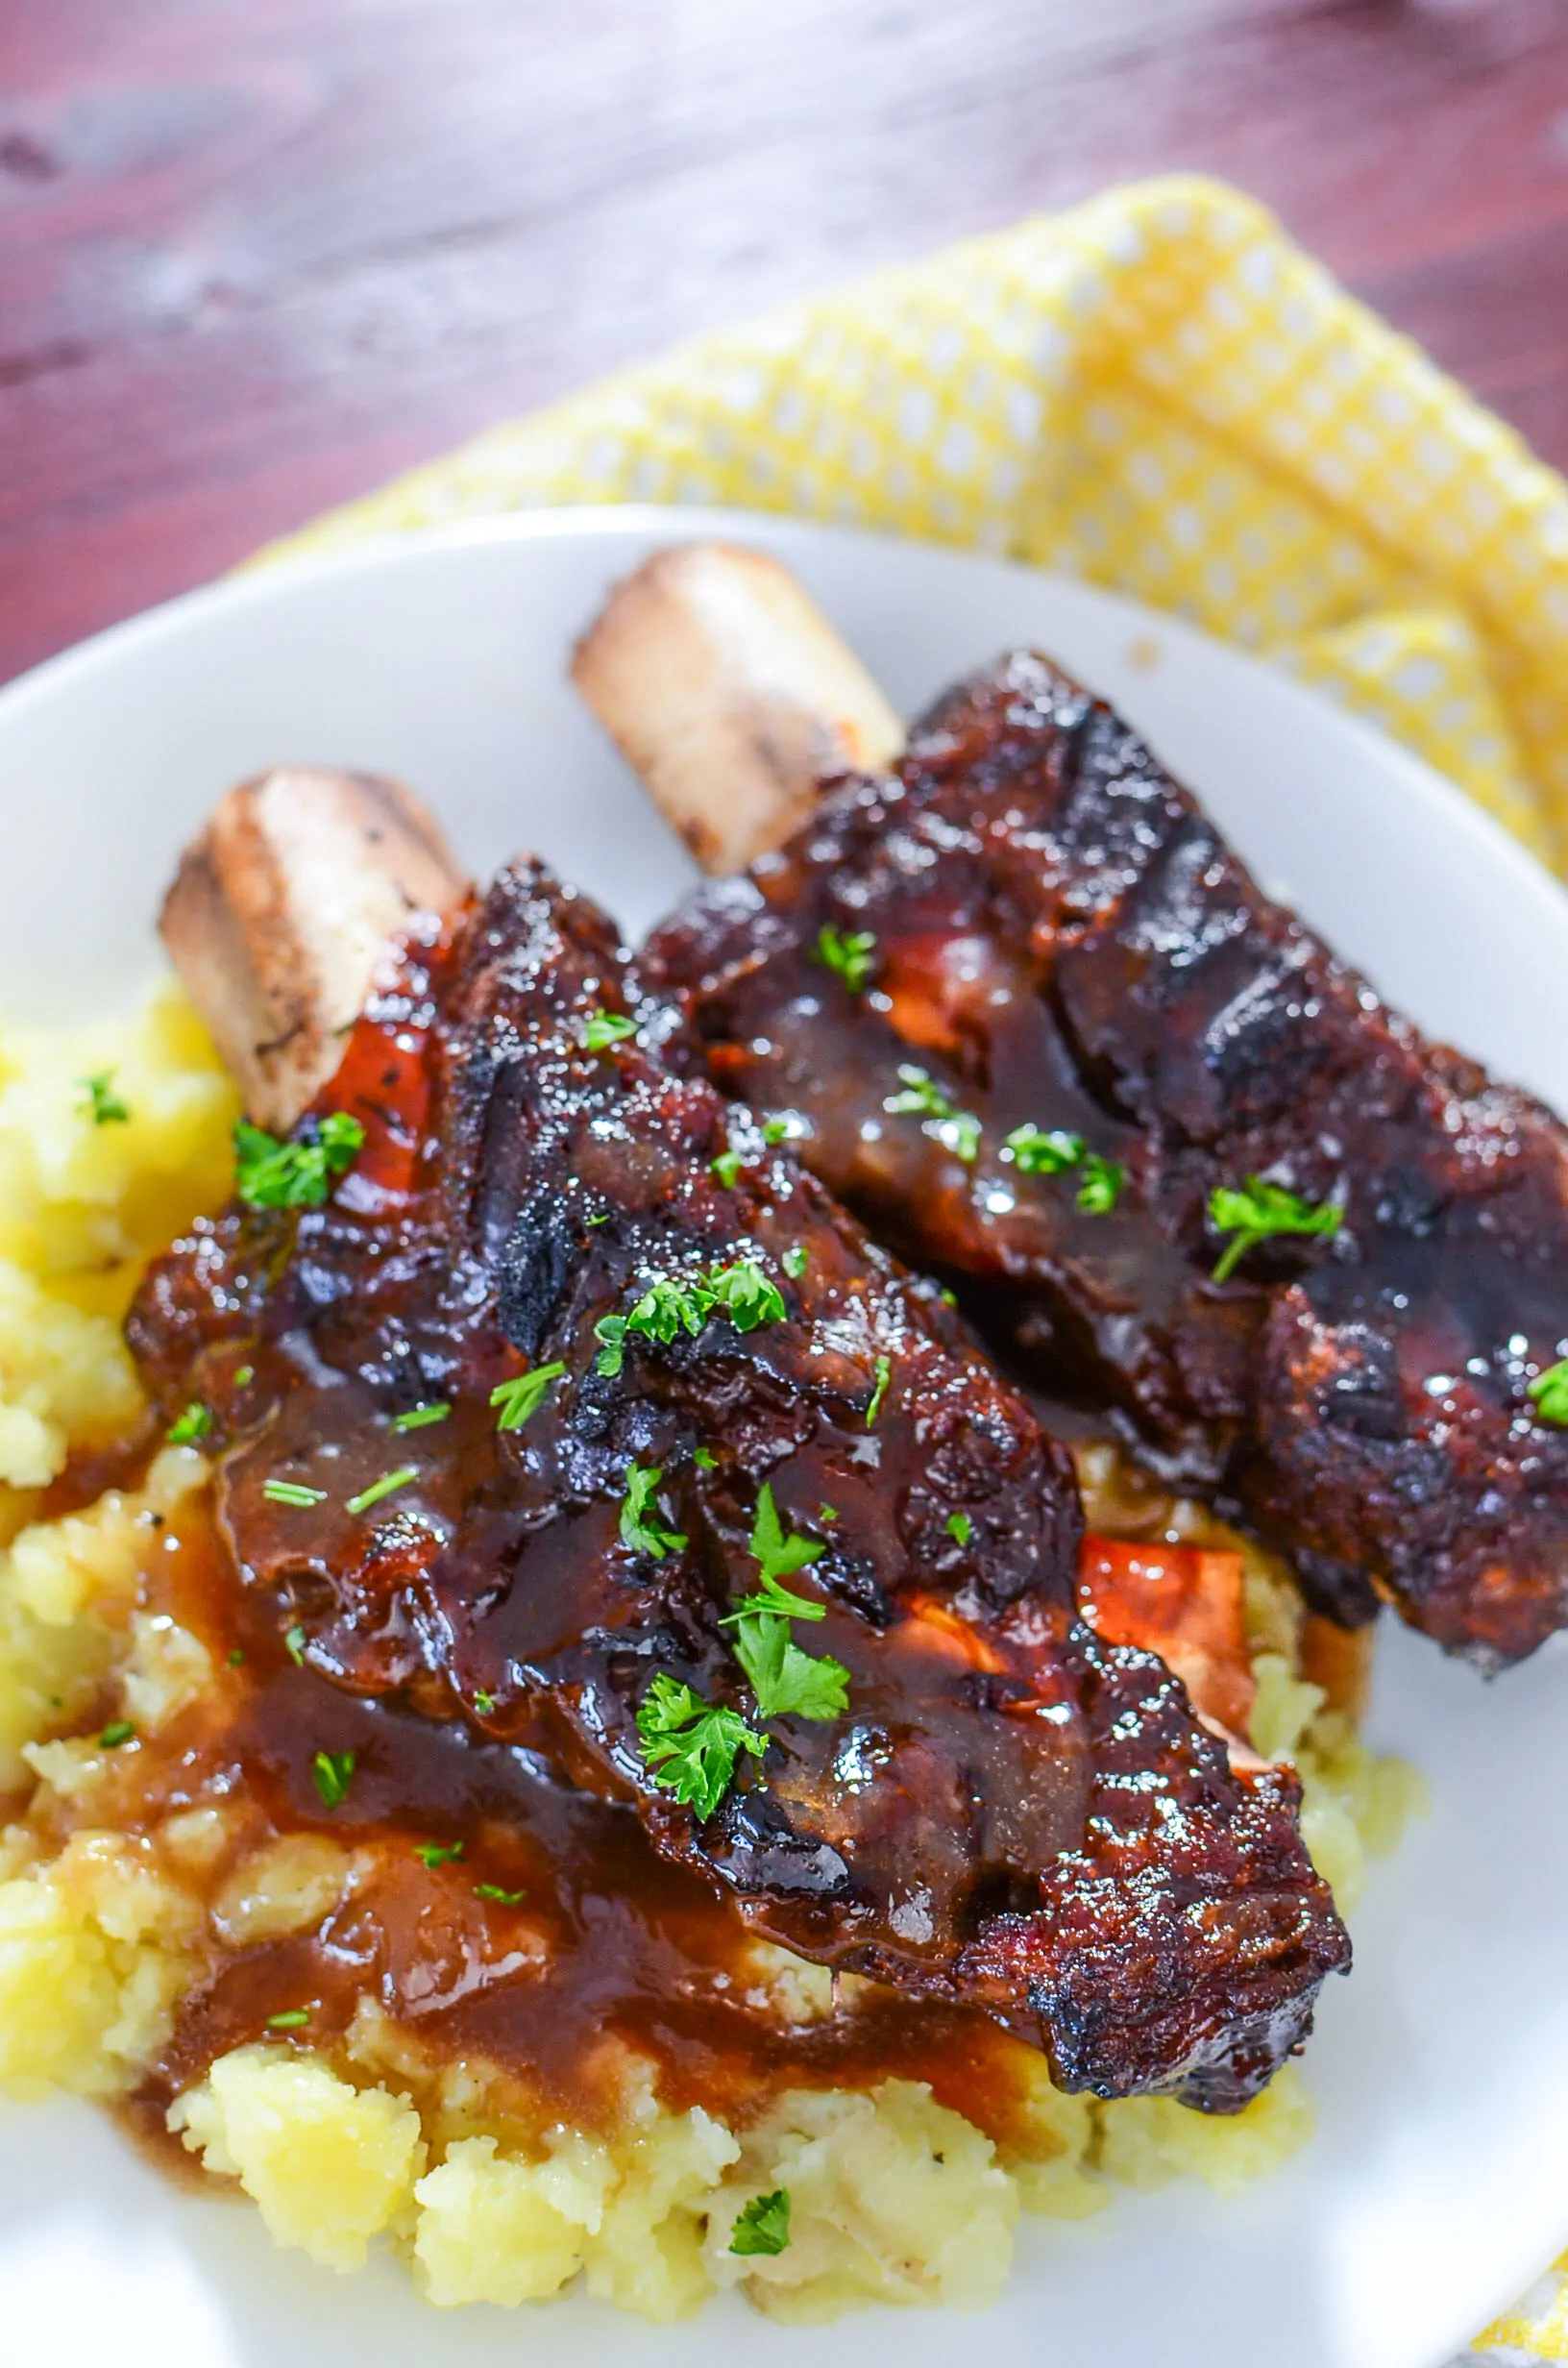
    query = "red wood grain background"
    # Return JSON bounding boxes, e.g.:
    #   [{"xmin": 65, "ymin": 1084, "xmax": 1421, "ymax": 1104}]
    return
[{"xmin": 3, "ymin": 0, "xmax": 1568, "ymax": 686}]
